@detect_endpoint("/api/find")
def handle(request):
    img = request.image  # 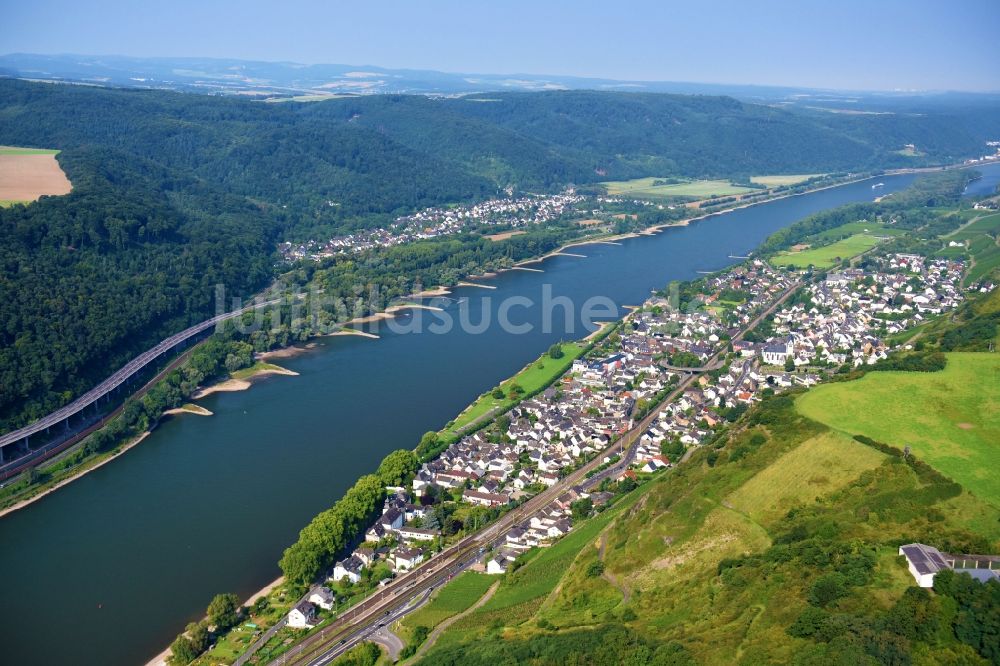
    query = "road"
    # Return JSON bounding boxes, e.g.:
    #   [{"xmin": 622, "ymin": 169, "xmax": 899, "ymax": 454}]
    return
[
  {"xmin": 0, "ymin": 298, "xmax": 280, "ymax": 472},
  {"xmin": 257, "ymin": 278, "xmax": 801, "ymax": 666}
]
